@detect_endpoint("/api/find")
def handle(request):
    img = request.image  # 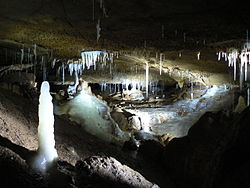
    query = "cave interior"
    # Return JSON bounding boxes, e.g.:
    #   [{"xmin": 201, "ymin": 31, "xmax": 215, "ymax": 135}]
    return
[{"xmin": 0, "ymin": 0, "xmax": 250, "ymax": 188}]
